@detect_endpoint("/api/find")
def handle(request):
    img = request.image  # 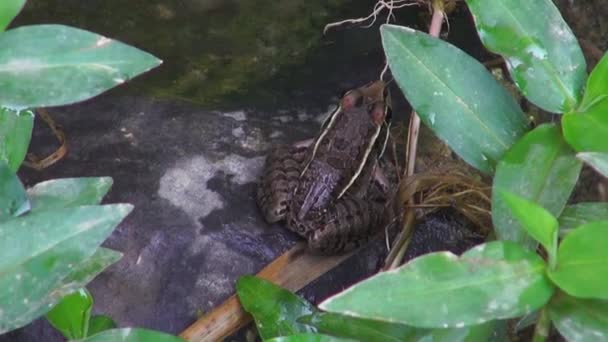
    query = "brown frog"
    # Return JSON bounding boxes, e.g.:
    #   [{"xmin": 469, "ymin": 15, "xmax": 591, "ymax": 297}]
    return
[{"xmin": 257, "ymin": 81, "xmax": 391, "ymax": 253}]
